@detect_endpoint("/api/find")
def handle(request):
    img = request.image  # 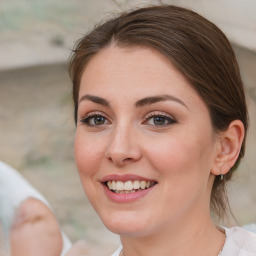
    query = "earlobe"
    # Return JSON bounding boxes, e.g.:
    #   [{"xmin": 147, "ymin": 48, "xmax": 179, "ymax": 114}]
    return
[{"xmin": 211, "ymin": 120, "xmax": 245, "ymax": 176}]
